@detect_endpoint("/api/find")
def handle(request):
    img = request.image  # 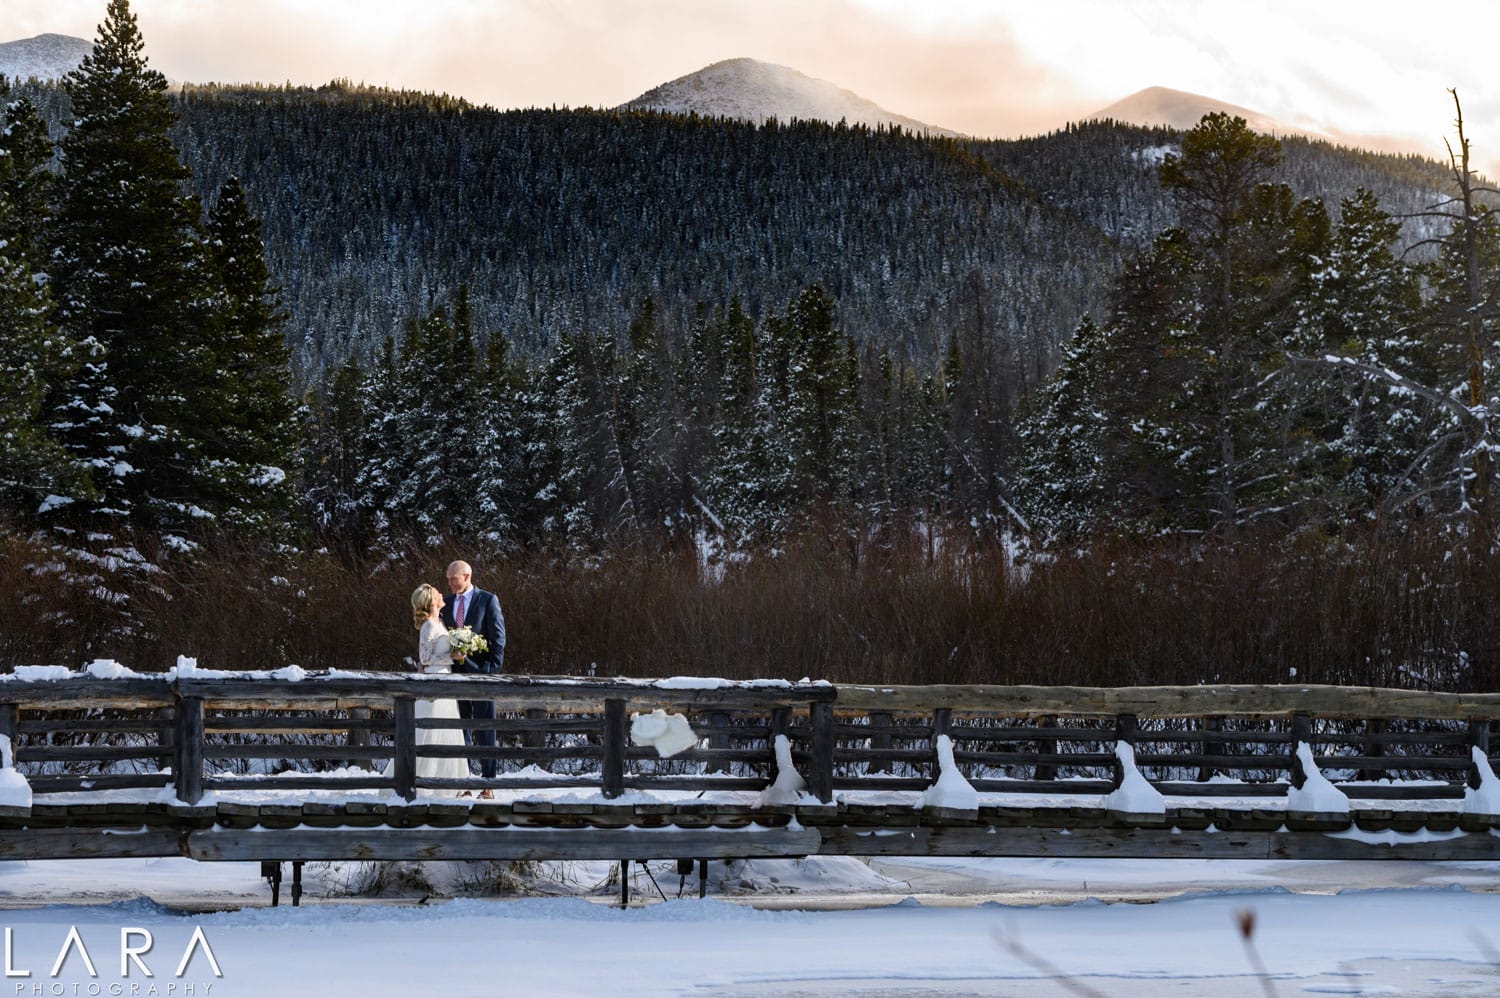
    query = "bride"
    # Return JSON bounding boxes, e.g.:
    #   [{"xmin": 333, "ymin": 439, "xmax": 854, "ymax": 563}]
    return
[{"xmin": 394, "ymin": 583, "xmax": 472, "ymax": 795}]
